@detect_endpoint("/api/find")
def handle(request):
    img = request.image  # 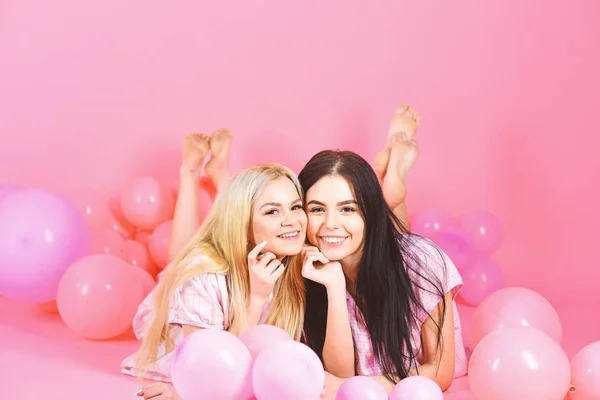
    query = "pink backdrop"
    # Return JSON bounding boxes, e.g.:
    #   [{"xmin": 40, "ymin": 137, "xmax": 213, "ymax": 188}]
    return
[{"xmin": 1, "ymin": 0, "xmax": 599, "ymax": 357}]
